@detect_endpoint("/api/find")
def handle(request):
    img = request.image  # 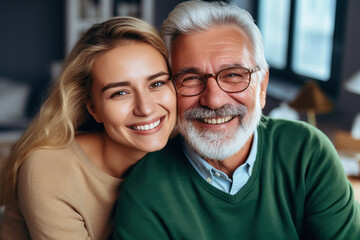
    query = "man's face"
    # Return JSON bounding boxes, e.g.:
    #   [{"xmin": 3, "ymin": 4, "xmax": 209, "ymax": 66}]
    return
[{"xmin": 171, "ymin": 26, "xmax": 268, "ymax": 160}]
